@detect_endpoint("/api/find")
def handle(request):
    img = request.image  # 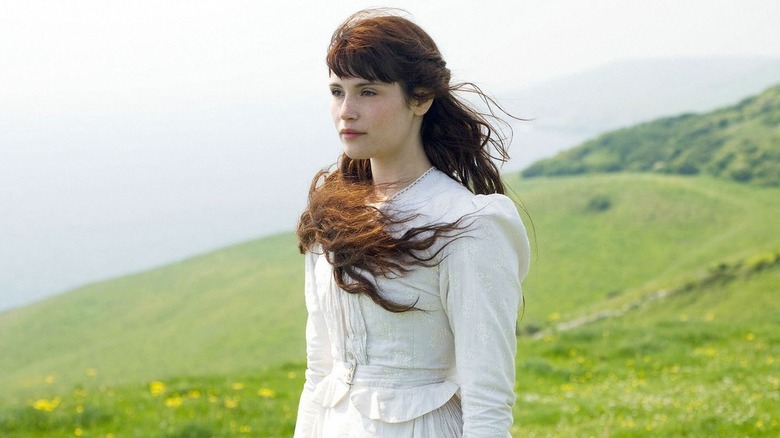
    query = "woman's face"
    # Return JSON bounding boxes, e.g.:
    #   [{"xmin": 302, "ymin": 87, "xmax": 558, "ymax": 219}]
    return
[{"xmin": 329, "ymin": 74, "xmax": 425, "ymax": 164}]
